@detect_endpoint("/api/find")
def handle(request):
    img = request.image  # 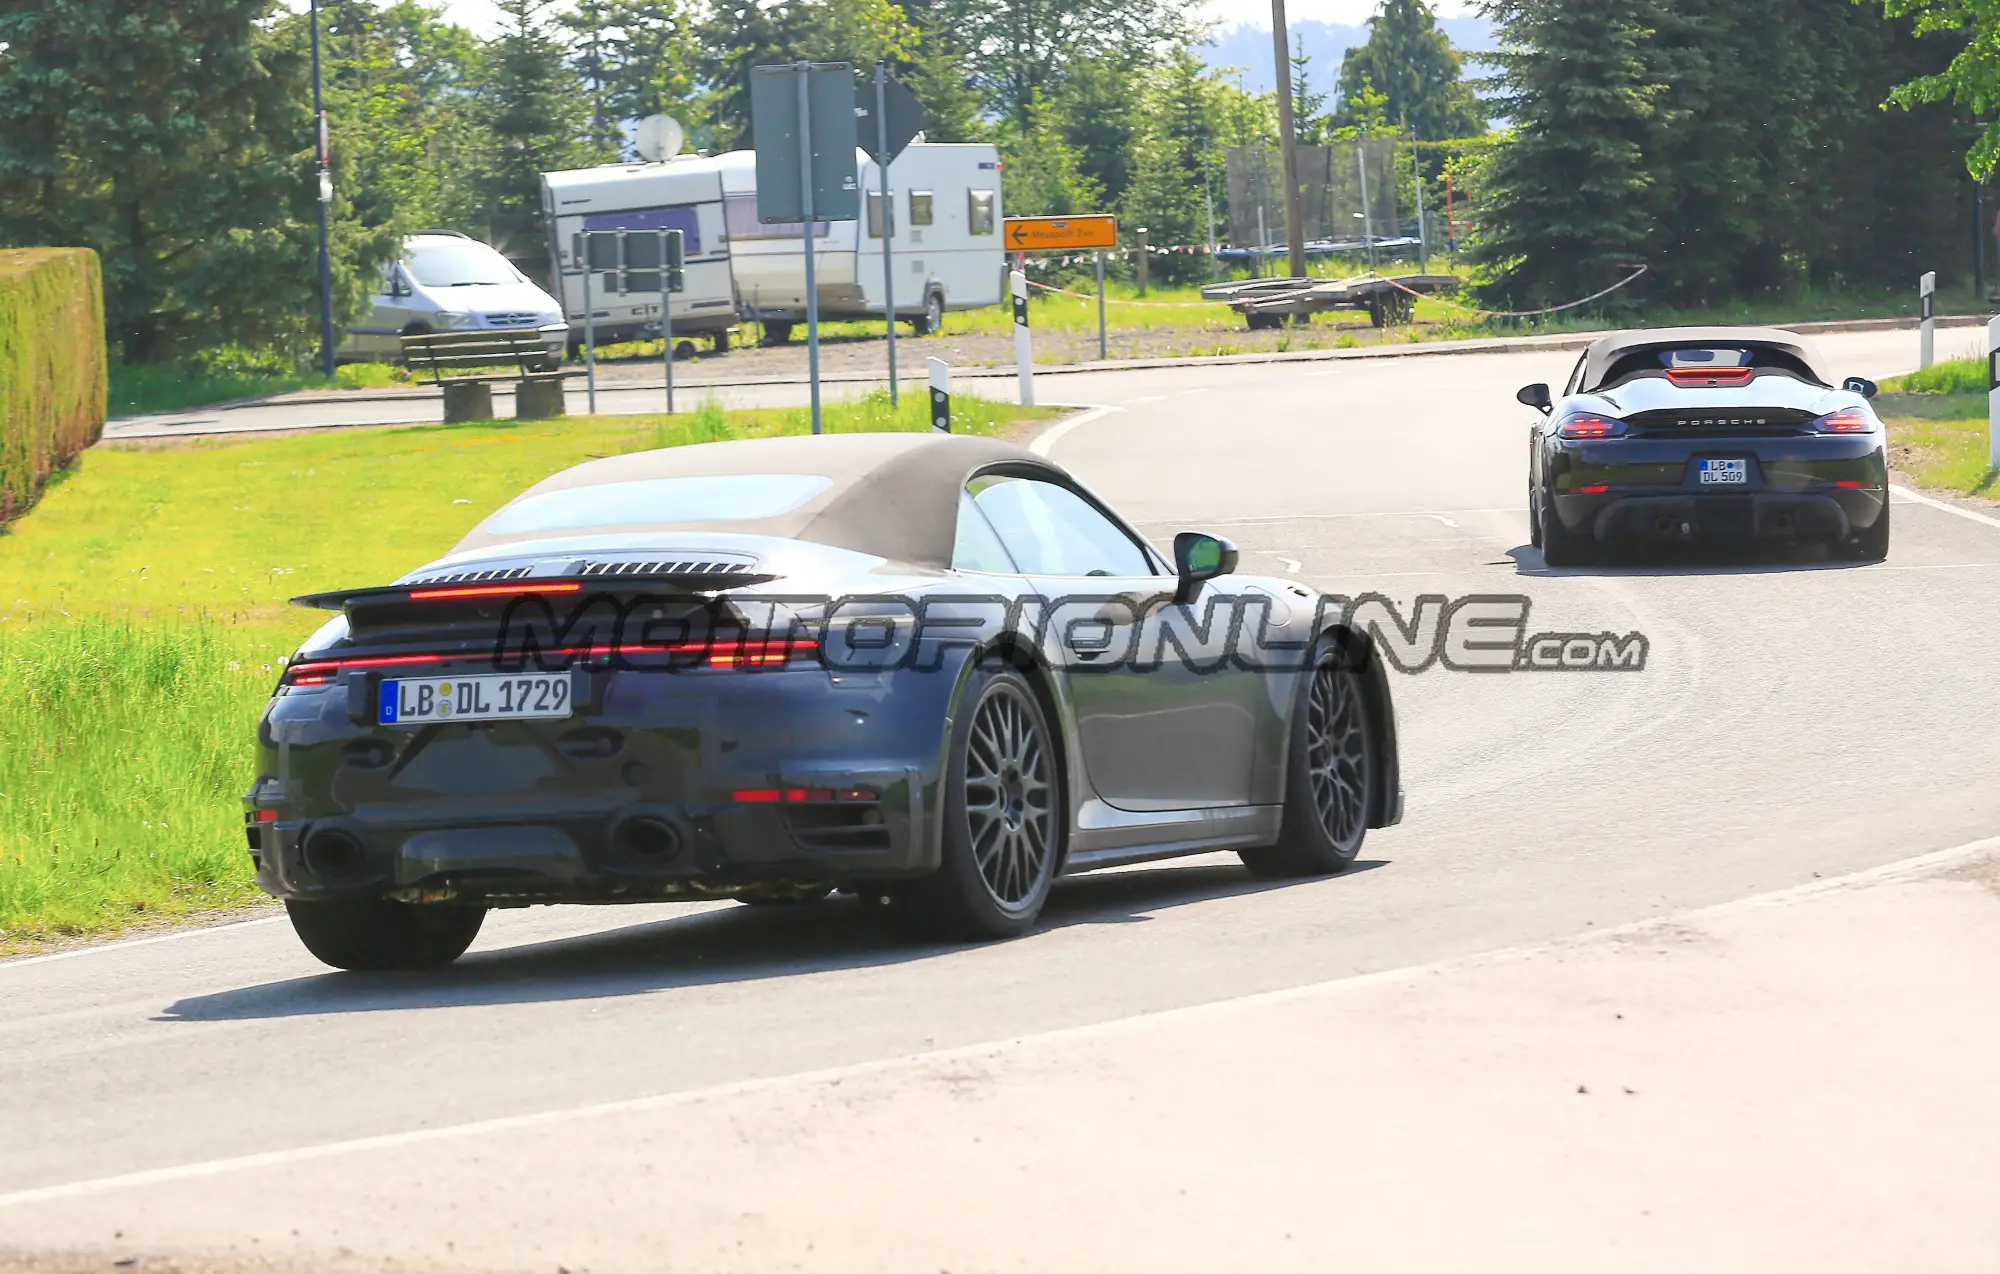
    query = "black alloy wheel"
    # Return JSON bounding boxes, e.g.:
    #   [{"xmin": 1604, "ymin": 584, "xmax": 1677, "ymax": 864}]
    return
[{"xmin": 1242, "ymin": 638, "xmax": 1372, "ymax": 877}]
